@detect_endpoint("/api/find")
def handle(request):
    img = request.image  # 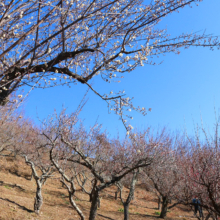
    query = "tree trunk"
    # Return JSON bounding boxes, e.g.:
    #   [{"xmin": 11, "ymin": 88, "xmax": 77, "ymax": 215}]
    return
[
  {"xmin": 98, "ymin": 197, "xmax": 101, "ymax": 208},
  {"xmin": 34, "ymin": 182, "xmax": 43, "ymax": 214},
  {"xmin": 89, "ymin": 189, "xmax": 99, "ymax": 220},
  {"xmin": 123, "ymin": 203, "xmax": 130, "ymax": 220},
  {"xmin": 160, "ymin": 196, "xmax": 168, "ymax": 218},
  {"xmin": 205, "ymin": 213, "xmax": 218, "ymax": 220},
  {"xmin": 115, "ymin": 187, "xmax": 120, "ymax": 200},
  {"xmin": 89, "ymin": 193, "xmax": 92, "ymax": 202},
  {"xmin": 42, "ymin": 178, "xmax": 47, "ymax": 186},
  {"xmin": 206, "ymin": 213, "xmax": 211, "ymax": 220},
  {"xmin": 158, "ymin": 196, "xmax": 161, "ymax": 210},
  {"xmin": 115, "ymin": 191, "xmax": 118, "ymax": 200},
  {"xmin": 122, "ymin": 170, "xmax": 139, "ymax": 220},
  {"xmin": 69, "ymin": 194, "xmax": 85, "ymax": 220}
]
